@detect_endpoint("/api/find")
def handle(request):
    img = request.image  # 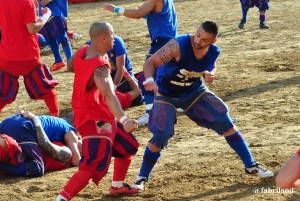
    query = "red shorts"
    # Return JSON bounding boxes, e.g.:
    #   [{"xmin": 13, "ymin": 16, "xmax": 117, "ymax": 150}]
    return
[
  {"xmin": 77, "ymin": 120, "xmax": 138, "ymax": 184},
  {"xmin": 0, "ymin": 59, "xmax": 58, "ymax": 105}
]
